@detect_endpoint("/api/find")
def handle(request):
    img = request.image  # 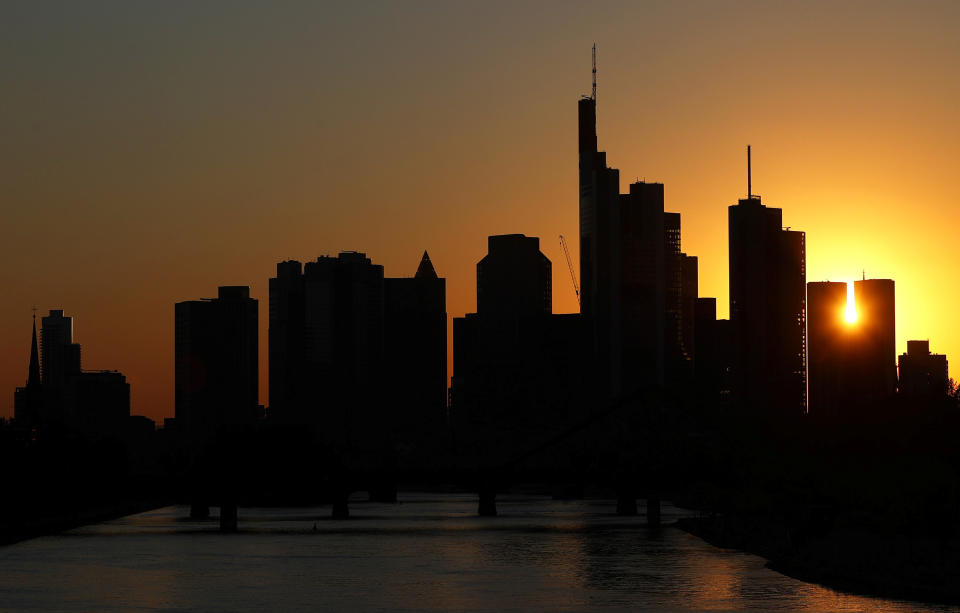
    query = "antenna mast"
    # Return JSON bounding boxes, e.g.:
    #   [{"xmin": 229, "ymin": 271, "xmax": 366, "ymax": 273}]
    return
[
  {"xmin": 747, "ymin": 145, "xmax": 752, "ymax": 199},
  {"xmin": 591, "ymin": 44, "xmax": 597, "ymax": 101}
]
